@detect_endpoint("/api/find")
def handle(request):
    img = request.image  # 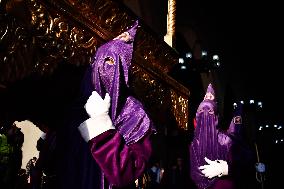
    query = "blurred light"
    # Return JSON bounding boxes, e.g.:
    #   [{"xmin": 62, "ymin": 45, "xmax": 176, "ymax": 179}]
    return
[
  {"xmin": 179, "ymin": 58, "xmax": 184, "ymax": 64},
  {"xmin": 274, "ymin": 125, "xmax": 278, "ymax": 128},
  {"xmin": 201, "ymin": 50, "xmax": 207, "ymax": 57},
  {"xmin": 259, "ymin": 126, "xmax": 263, "ymax": 131},
  {"xmin": 185, "ymin": 52, "xmax": 192, "ymax": 58},
  {"xmin": 278, "ymin": 126, "xmax": 282, "ymax": 130},
  {"xmin": 212, "ymin": 54, "xmax": 219, "ymax": 60},
  {"xmin": 249, "ymin": 99, "xmax": 255, "ymax": 104},
  {"xmin": 281, "ymin": 139, "xmax": 284, "ymax": 142},
  {"xmin": 216, "ymin": 62, "xmax": 221, "ymax": 67},
  {"xmin": 240, "ymin": 100, "xmax": 244, "ymax": 104},
  {"xmin": 265, "ymin": 125, "xmax": 269, "ymax": 128},
  {"xmin": 257, "ymin": 101, "xmax": 263, "ymax": 108},
  {"xmin": 180, "ymin": 65, "xmax": 187, "ymax": 70},
  {"xmin": 233, "ymin": 102, "xmax": 237, "ymax": 108},
  {"xmin": 275, "ymin": 140, "xmax": 278, "ymax": 144}
]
